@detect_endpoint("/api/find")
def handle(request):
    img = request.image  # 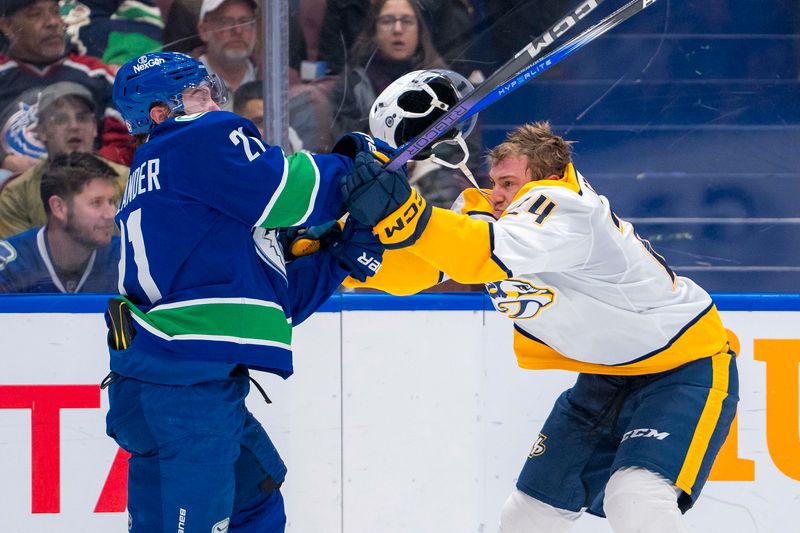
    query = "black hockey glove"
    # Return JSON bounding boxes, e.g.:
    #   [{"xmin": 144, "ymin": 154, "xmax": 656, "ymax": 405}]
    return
[
  {"xmin": 328, "ymin": 217, "xmax": 383, "ymax": 282},
  {"xmin": 277, "ymin": 219, "xmax": 383, "ymax": 280},
  {"xmin": 341, "ymin": 152, "xmax": 412, "ymax": 226},
  {"xmin": 106, "ymin": 297, "xmax": 136, "ymax": 350}
]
